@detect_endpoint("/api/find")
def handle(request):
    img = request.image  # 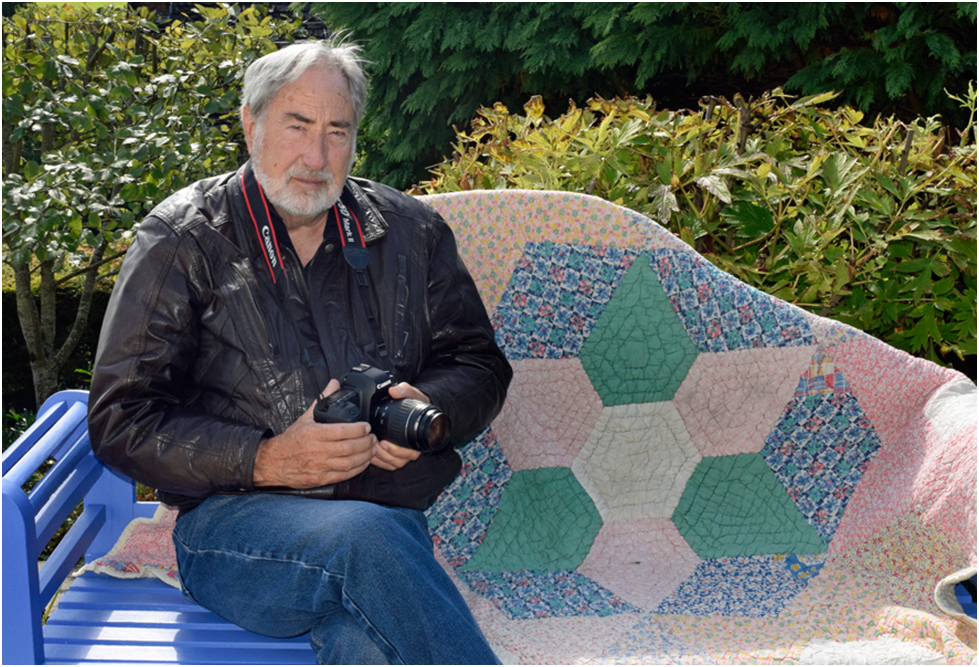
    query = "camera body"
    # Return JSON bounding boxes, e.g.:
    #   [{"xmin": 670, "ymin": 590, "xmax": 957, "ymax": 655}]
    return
[{"xmin": 314, "ymin": 364, "xmax": 450, "ymax": 452}]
